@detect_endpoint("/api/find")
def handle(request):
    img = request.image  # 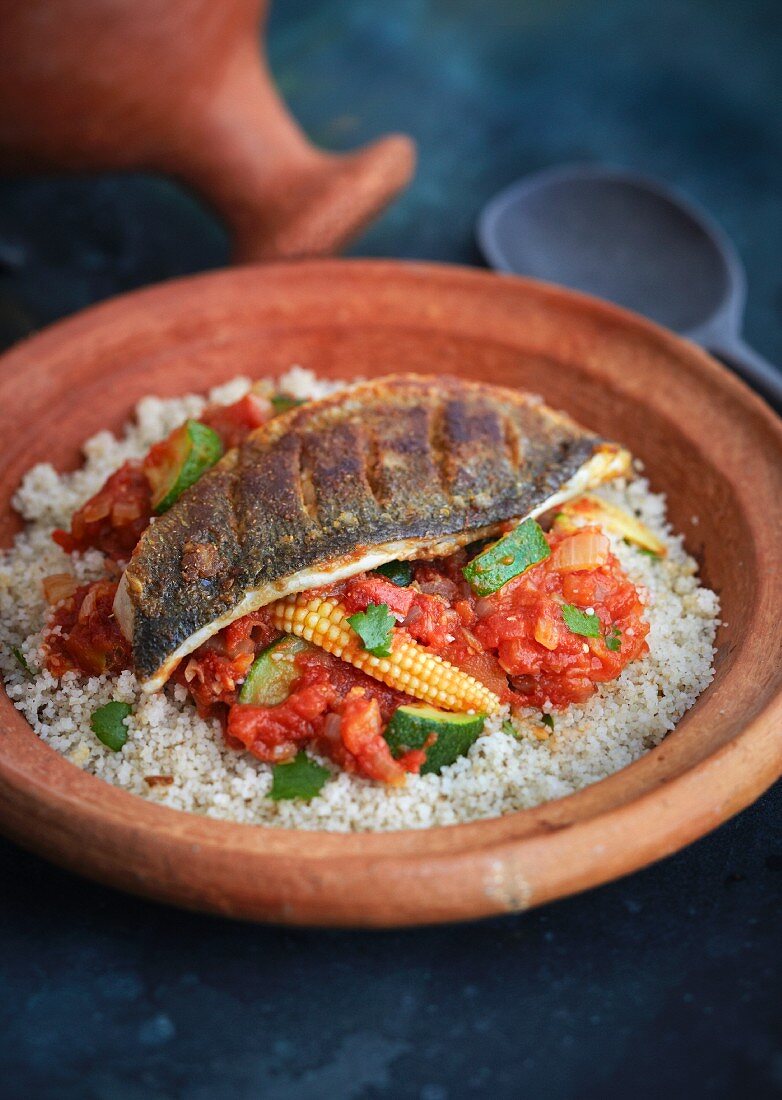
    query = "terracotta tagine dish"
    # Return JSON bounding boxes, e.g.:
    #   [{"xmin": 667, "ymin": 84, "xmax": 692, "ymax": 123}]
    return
[
  {"xmin": 0, "ymin": 261, "xmax": 780, "ymax": 927},
  {"xmin": 0, "ymin": 1, "xmax": 415, "ymax": 262}
]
